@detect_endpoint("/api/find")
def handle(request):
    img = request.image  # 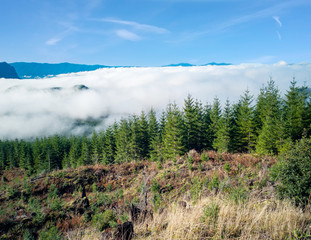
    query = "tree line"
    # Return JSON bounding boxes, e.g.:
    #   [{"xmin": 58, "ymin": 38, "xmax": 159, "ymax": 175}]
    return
[{"xmin": 0, "ymin": 79, "xmax": 310, "ymax": 174}]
